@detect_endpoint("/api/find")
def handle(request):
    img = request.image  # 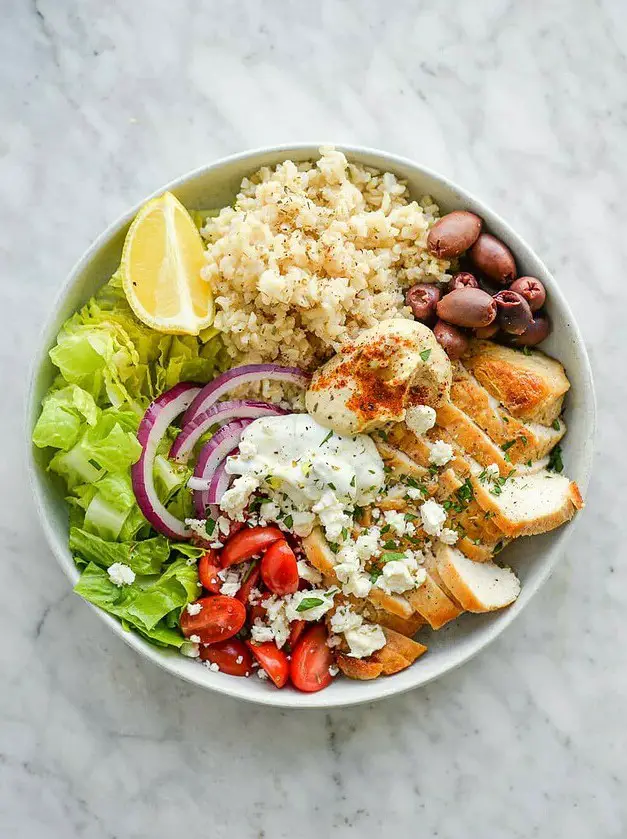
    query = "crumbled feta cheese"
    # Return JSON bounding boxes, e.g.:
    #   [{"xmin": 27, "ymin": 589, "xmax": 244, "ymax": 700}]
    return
[
  {"xmin": 440, "ymin": 527, "xmax": 459, "ymax": 545},
  {"xmin": 238, "ymin": 438, "xmax": 258, "ymax": 459},
  {"xmin": 251, "ymin": 622, "xmax": 275, "ymax": 643},
  {"xmin": 219, "ymin": 474, "xmax": 260, "ymax": 521},
  {"xmin": 420, "ymin": 499, "xmax": 447, "ymax": 537},
  {"xmin": 189, "ymin": 634, "xmax": 201, "ymax": 644},
  {"xmin": 312, "ymin": 490, "xmax": 352, "ymax": 541},
  {"xmin": 371, "ymin": 508, "xmax": 381, "ymax": 520},
  {"xmin": 327, "ymin": 634, "xmax": 342, "ymax": 648},
  {"xmin": 186, "ymin": 602, "xmax": 202, "ymax": 616},
  {"xmin": 107, "ymin": 563, "xmax": 135, "ymax": 587},
  {"xmin": 259, "ymin": 500, "xmax": 281, "ymax": 522},
  {"xmin": 257, "ymin": 668, "xmax": 269, "ymax": 680},
  {"xmin": 259, "ymin": 595, "xmax": 291, "ymax": 648},
  {"xmin": 290, "ymin": 510, "xmax": 317, "ymax": 536},
  {"xmin": 345, "ymin": 624, "xmax": 387, "ymax": 659},
  {"xmin": 297, "ymin": 559, "xmax": 323, "ymax": 584},
  {"xmin": 236, "ymin": 655, "xmax": 244, "ymax": 665},
  {"xmin": 405, "ymin": 405, "xmax": 436, "ymax": 436},
  {"xmin": 375, "ymin": 560, "xmax": 415, "ymax": 594},
  {"xmin": 383, "ymin": 510, "xmax": 407, "ymax": 536},
  {"xmin": 406, "ymin": 486, "xmax": 423, "ymax": 501},
  {"xmin": 180, "ymin": 641, "xmax": 200, "ymax": 658},
  {"xmin": 329, "ymin": 665, "xmax": 339, "ymax": 677},
  {"xmin": 486, "ymin": 463, "xmax": 500, "ymax": 480},
  {"xmin": 248, "ymin": 587, "xmax": 262, "ymax": 605},
  {"xmin": 354, "ymin": 527, "xmax": 381, "ymax": 560},
  {"xmin": 329, "ymin": 604, "xmax": 363, "ymax": 634},
  {"xmin": 429, "ymin": 440, "xmax": 454, "ymax": 466},
  {"xmin": 286, "ymin": 589, "xmax": 336, "ymax": 622},
  {"xmin": 206, "ymin": 662, "xmax": 220, "ymax": 672},
  {"xmin": 185, "ymin": 518, "xmax": 210, "ymax": 539},
  {"xmin": 334, "ymin": 544, "xmax": 373, "ymax": 598},
  {"xmin": 216, "ymin": 516, "xmax": 231, "ymax": 536},
  {"xmin": 218, "ymin": 567, "xmax": 243, "ymax": 597}
]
